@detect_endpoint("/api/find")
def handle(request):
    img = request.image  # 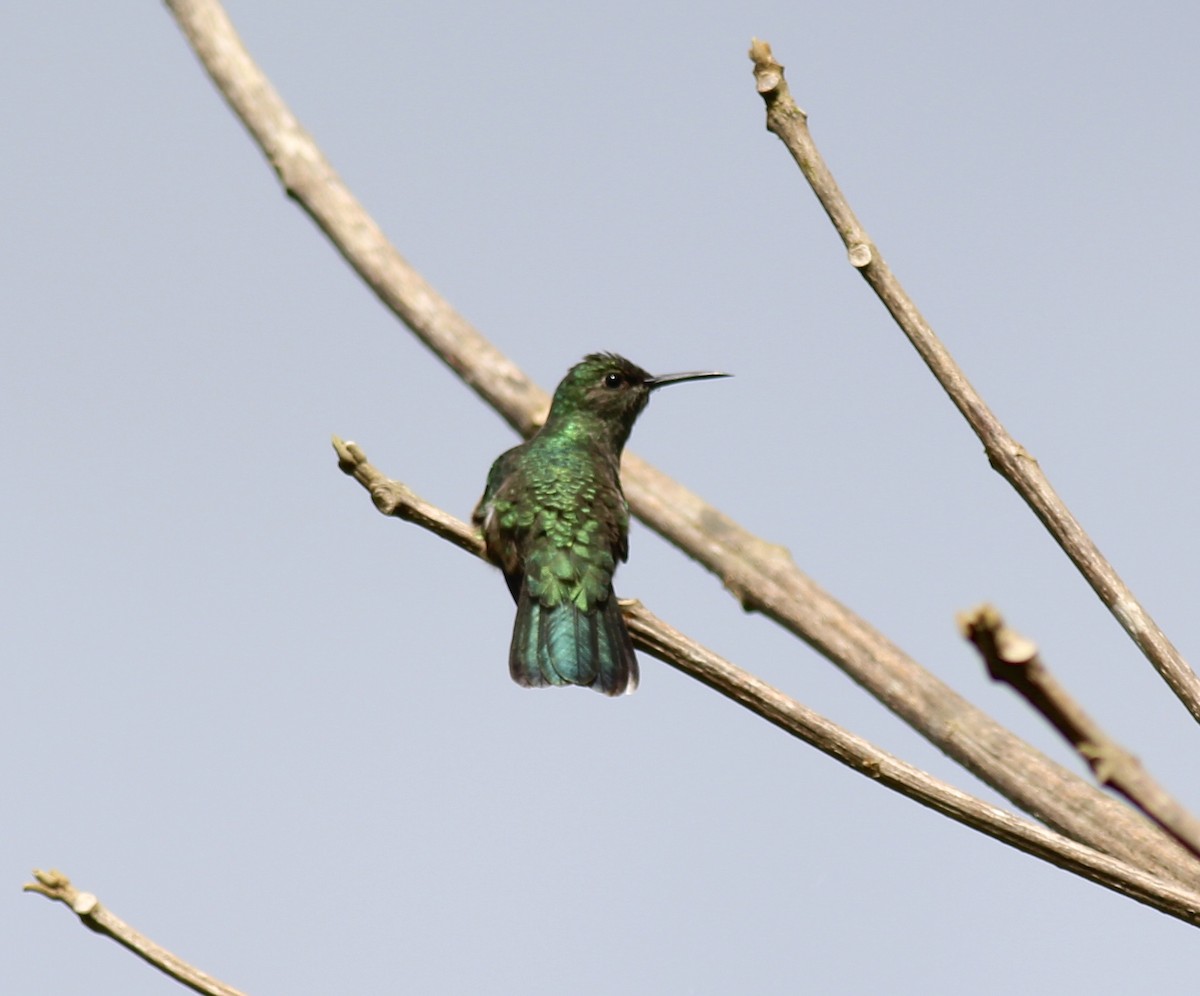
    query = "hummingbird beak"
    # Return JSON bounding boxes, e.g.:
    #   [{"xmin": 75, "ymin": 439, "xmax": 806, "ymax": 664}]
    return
[{"xmin": 645, "ymin": 370, "xmax": 731, "ymax": 390}]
